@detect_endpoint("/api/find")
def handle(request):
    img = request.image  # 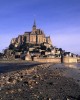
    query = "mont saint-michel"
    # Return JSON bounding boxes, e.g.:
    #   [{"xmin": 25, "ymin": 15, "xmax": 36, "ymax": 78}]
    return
[
  {"xmin": 2, "ymin": 21, "xmax": 80, "ymax": 63},
  {"xmin": 0, "ymin": 21, "xmax": 80, "ymax": 100},
  {"xmin": 0, "ymin": 0, "xmax": 80, "ymax": 99}
]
